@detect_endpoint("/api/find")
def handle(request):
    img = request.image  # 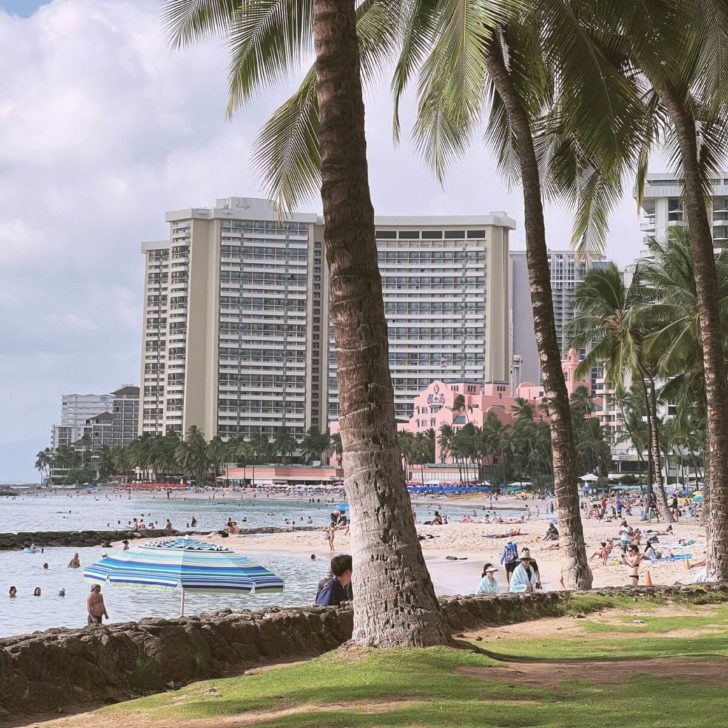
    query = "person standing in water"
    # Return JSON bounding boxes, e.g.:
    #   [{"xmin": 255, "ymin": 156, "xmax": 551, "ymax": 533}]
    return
[{"xmin": 86, "ymin": 585, "xmax": 109, "ymax": 624}]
